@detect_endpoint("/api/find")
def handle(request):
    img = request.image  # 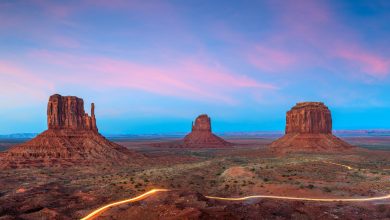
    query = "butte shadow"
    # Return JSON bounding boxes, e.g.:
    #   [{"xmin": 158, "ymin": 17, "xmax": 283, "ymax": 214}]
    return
[
  {"xmin": 0, "ymin": 94, "xmax": 141, "ymax": 168},
  {"xmin": 270, "ymin": 102, "xmax": 355, "ymax": 154}
]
